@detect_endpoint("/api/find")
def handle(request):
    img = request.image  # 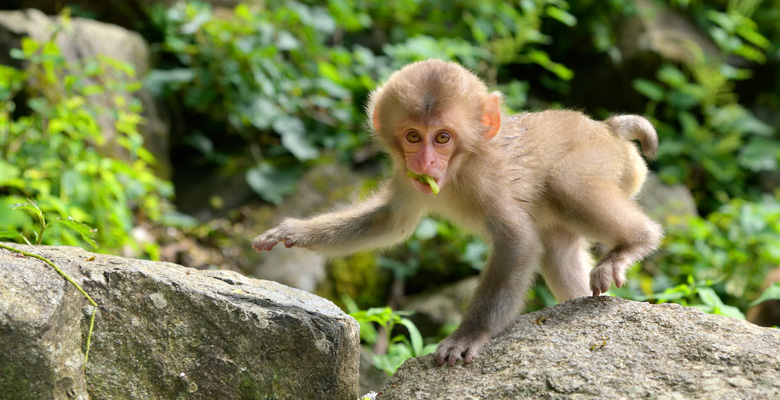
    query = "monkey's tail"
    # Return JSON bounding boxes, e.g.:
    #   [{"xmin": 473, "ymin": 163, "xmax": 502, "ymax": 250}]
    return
[{"xmin": 605, "ymin": 115, "xmax": 658, "ymax": 160}]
